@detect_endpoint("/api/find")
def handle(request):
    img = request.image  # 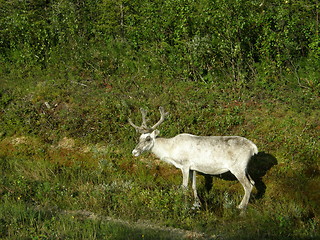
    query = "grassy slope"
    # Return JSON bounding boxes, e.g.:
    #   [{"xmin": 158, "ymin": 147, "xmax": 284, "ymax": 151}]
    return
[{"xmin": 0, "ymin": 67, "xmax": 319, "ymax": 239}]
